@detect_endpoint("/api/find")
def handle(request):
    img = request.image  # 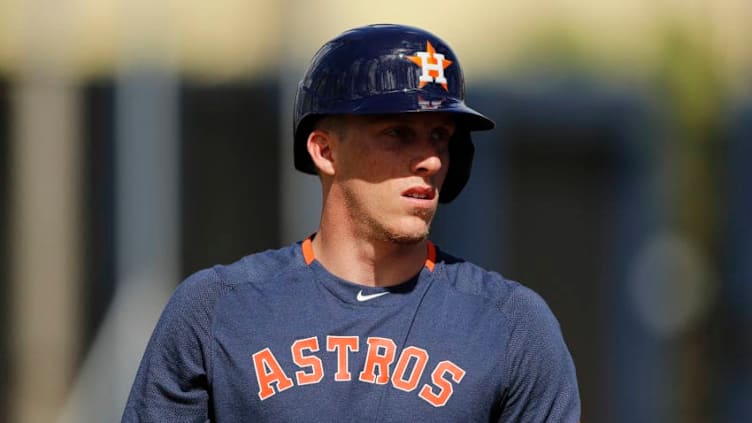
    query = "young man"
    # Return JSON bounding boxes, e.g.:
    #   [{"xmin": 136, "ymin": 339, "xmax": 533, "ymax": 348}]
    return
[{"xmin": 123, "ymin": 24, "xmax": 581, "ymax": 422}]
